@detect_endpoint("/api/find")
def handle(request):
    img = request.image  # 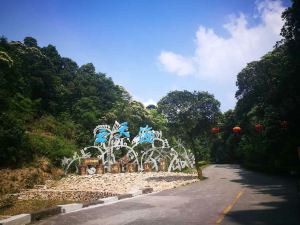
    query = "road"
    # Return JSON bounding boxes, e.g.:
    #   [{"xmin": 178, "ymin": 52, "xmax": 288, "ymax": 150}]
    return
[{"xmin": 35, "ymin": 165, "xmax": 300, "ymax": 225}]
